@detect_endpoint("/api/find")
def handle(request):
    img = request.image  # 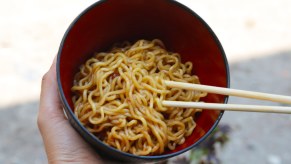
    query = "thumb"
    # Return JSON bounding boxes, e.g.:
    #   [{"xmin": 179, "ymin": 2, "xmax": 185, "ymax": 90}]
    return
[{"xmin": 38, "ymin": 57, "xmax": 67, "ymax": 130}]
